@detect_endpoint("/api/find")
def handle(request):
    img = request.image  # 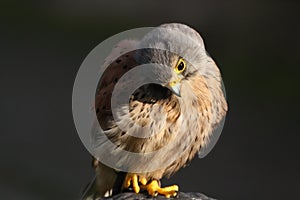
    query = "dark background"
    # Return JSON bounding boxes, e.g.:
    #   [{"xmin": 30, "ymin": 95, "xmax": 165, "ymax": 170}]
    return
[{"xmin": 1, "ymin": 0, "xmax": 299, "ymax": 199}]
